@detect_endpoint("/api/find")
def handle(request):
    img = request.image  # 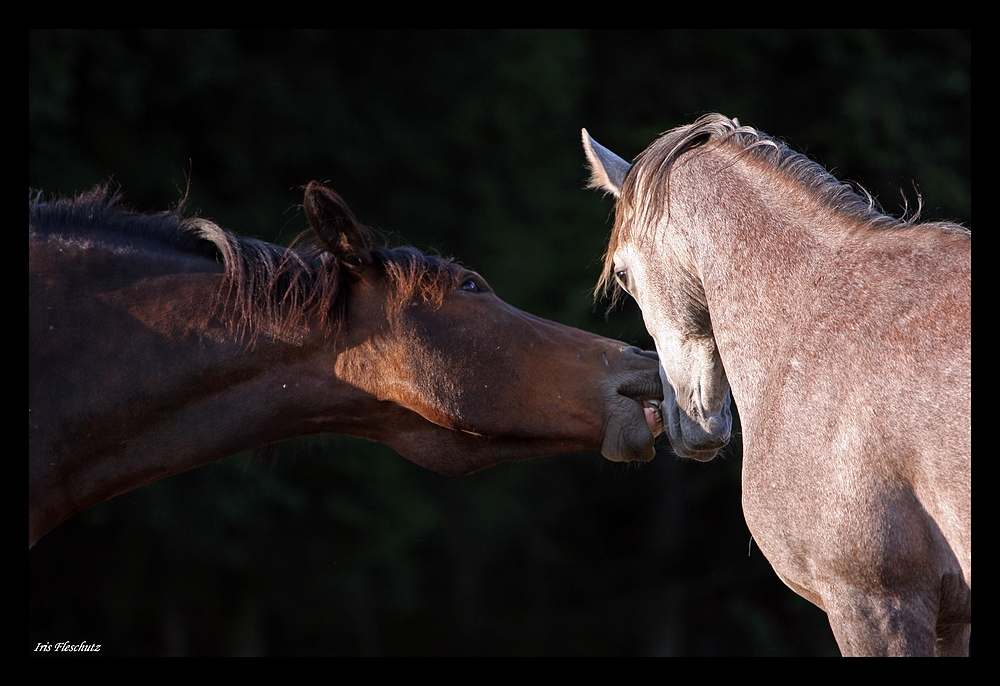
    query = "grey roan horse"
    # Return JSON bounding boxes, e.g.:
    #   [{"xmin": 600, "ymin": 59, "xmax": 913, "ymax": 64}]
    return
[{"xmin": 583, "ymin": 114, "xmax": 970, "ymax": 656}]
